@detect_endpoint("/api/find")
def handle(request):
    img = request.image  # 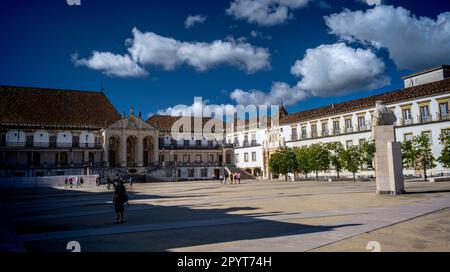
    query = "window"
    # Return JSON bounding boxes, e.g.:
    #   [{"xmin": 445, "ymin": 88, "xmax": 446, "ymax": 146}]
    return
[
  {"xmin": 301, "ymin": 126, "xmax": 307, "ymax": 139},
  {"xmin": 201, "ymin": 168, "xmax": 208, "ymax": 177},
  {"xmin": 311, "ymin": 124, "xmax": 317, "ymax": 137},
  {"xmin": 439, "ymin": 102, "xmax": 449, "ymax": 119},
  {"xmin": 359, "ymin": 139, "xmax": 366, "ymax": 146},
  {"xmin": 251, "ymin": 134, "xmax": 257, "ymax": 145},
  {"xmin": 291, "ymin": 127, "xmax": 298, "ymax": 140},
  {"xmin": 188, "ymin": 169, "xmax": 195, "ymax": 177},
  {"xmin": 346, "ymin": 140, "xmax": 353, "ymax": 149},
  {"xmin": 196, "ymin": 140, "xmax": 202, "ymax": 147},
  {"xmin": 184, "ymin": 140, "xmax": 189, "ymax": 146},
  {"xmin": 422, "ymin": 131, "xmax": 432, "ymax": 144},
  {"xmin": 345, "ymin": 119, "xmax": 352, "ymax": 128},
  {"xmin": 244, "ymin": 153, "xmax": 249, "ymax": 162},
  {"xmin": 235, "ymin": 154, "xmax": 239, "ymax": 164},
  {"xmin": 159, "ymin": 154, "xmax": 165, "ymax": 163},
  {"xmin": 345, "ymin": 118, "xmax": 352, "ymax": 133},
  {"xmin": 403, "ymin": 133, "xmax": 413, "ymax": 142},
  {"xmin": 196, "ymin": 154, "xmax": 202, "ymax": 163},
  {"xmin": 321, "ymin": 122, "xmax": 328, "ymax": 135},
  {"xmin": 333, "ymin": 120, "xmax": 340, "ymax": 134},
  {"xmin": 419, "ymin": 105, "xmax": 431, "ymax": 122},
  {"xmin": 244, "ymin": 134, "xmax": 249, "ymax": 146},
  {"xmin": 358, "ymin": 116, "xmax": 365, "ymax": 129},
  {"xmin": 174, "ymin": 155, "xmax": 178, "ymax": 163},
  {"xmin": 183, "ymin": 154, "xmax": 189, "ymax": 163},
  {"xmin": 252, "ymin": 152, "xmax": 257, "ymax": 162},
  {"xmin": 402, "ymin": 108, "xmax": 412, "ymax": 125}
]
